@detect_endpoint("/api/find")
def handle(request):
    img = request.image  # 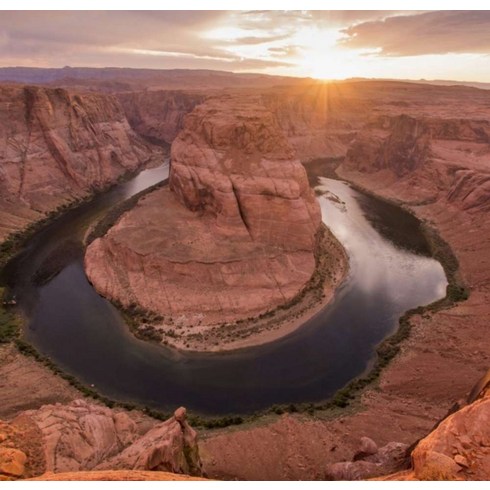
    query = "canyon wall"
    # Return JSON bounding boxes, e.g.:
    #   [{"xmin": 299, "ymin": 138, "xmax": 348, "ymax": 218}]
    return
[
  {"xmin": 85, "ymin": 95, "xmax": 322, "ymax": 325},
  {"xmin": 261, "ymin": 84, "xmax": 368, "ymax": 161},
  {"xmin": 117, "ymin": 90, "xmax": 206, "ymax": 146},
  {"xmin": 0, "ymin": 85, "xmax": 156, "ymax": 240}
]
